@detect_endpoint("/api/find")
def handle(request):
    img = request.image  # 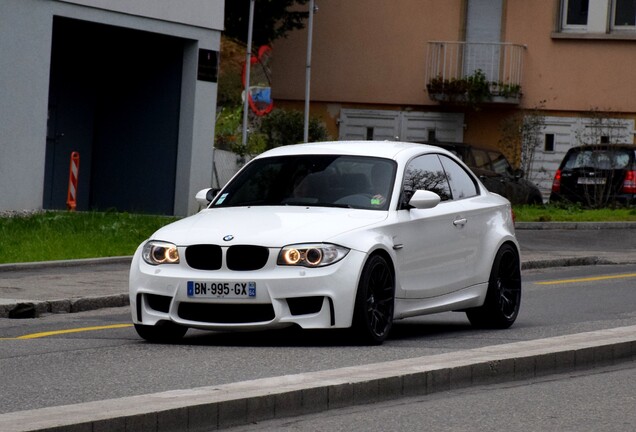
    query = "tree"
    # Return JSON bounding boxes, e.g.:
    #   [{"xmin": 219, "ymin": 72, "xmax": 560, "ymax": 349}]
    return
[
  {"xmin": 499, "ymin": 101, "xmax": 546, "ymax": 183},
  {"xmin": 217, "ymin": 1, "xmax": 314, "ymax": 161},
  {"xmin": 224, "ymin": 0, "xmax": 310, "ymax": 46}
]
